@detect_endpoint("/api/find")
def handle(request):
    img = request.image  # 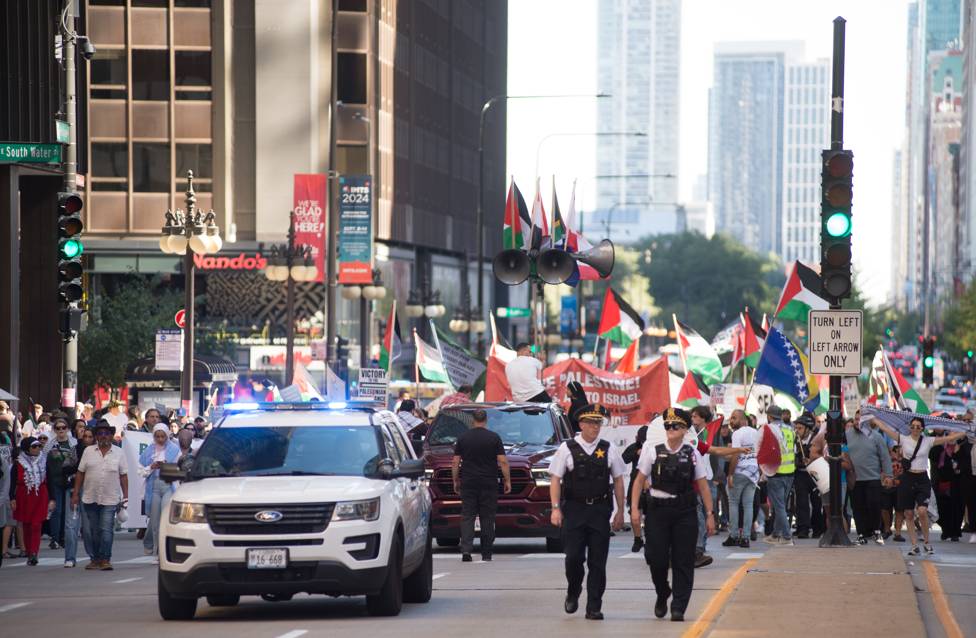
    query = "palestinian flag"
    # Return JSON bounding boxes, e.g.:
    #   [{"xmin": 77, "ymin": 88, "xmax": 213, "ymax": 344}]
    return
[
  {"xmin": 677, "ymin": 371, "xmax": 710, "ymax": 407},
  {"xmin": 378, "ymin": 301, "xmax": 401, "ymax": 372},
  {"xmin": 698, "ymin": 416, "xmax": 724, "ymax": 446},
  {"xmin": 741, "ymin": 310, "xmax": 766, "ymax": 368},
  {"xmin": 673, "ymin": 316, "xmax": 724, "ymax": 386},
  {"xmin": 503, "ymin": 179, "xmax": 532, "ymax": 250},
  {"xmin": 414, "ymin": 329, "xmax": 450, "ymax": 383},
  {"xmin": 774, "ymin": 261, "xmax": 830, "ymax": 322},
  {"xmin": 598, "ymin": 288, "xmax": 645, "ymax": 346},
  {"xmin": 610, "ymin": 339, "xmax": 639, "ymax": 373},
  {"xmin": 883, "ymin": 350, "xmax": 930, "ymax": 413},
  {"xmin": 530, "ymin": 177, "xmax": 549, "ymax": 249}
]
